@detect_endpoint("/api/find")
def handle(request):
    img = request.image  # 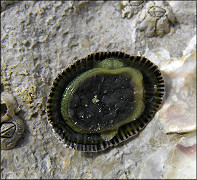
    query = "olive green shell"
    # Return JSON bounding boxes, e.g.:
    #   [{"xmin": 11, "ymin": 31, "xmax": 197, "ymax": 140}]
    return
[{"xmin": 47, "ymin": 51, "xmax": 165, "ymax": 152}]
